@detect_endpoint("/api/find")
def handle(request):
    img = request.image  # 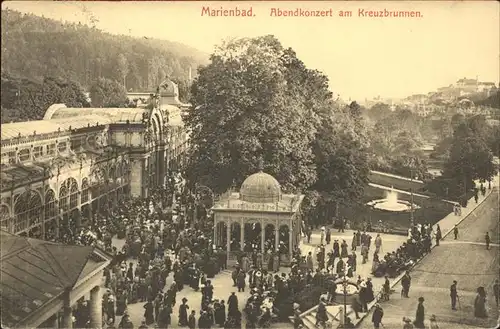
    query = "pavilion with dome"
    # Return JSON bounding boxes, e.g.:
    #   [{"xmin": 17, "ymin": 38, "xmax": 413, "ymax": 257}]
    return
[{"xmin": 212, "ymin": 171, "xmax": 304, "ymax": 266}]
